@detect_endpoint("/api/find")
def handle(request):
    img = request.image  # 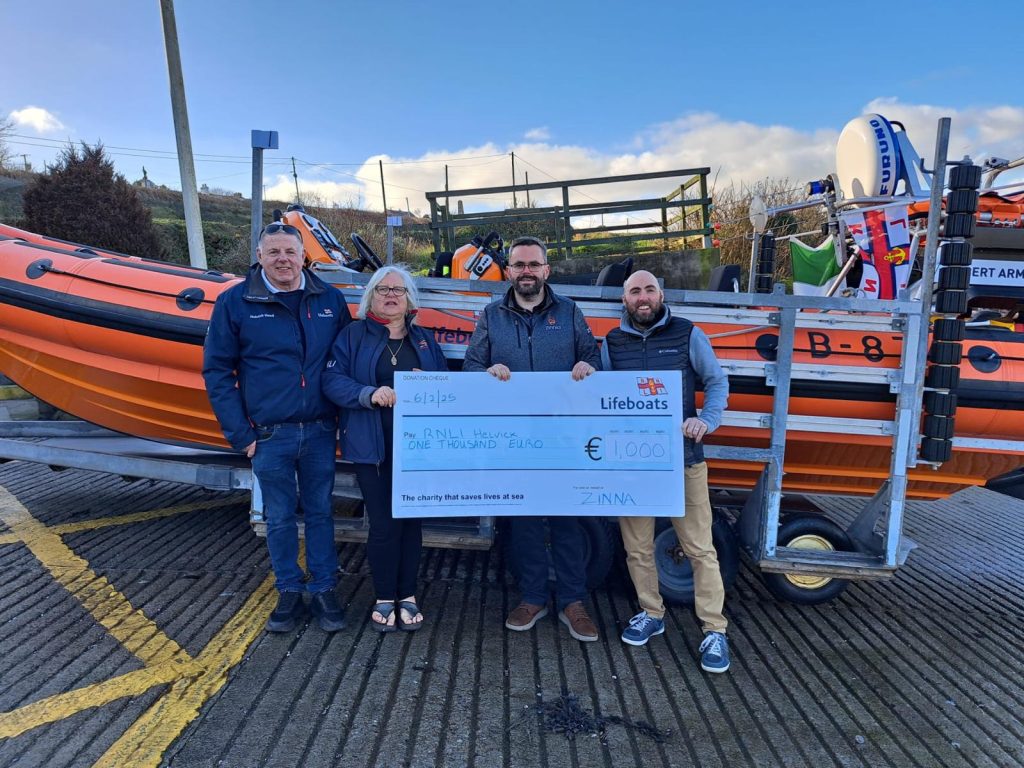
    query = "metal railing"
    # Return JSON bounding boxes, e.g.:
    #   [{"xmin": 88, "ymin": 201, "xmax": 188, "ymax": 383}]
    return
[{"xmin": 424, "ymin": 169, "xmax": 714, "ymax": 259}]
